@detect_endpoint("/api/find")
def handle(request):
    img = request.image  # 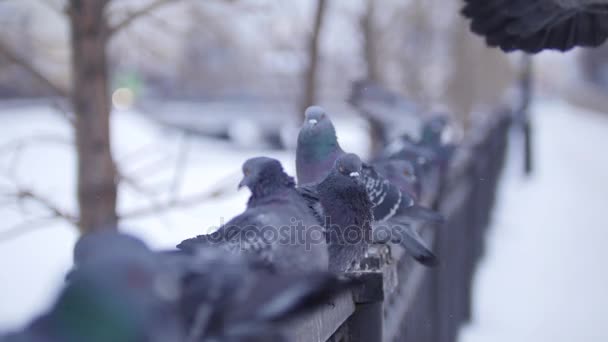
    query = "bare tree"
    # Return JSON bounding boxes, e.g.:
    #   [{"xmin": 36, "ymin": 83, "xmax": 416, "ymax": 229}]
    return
[
  {"xmin": 358, "ymin": 0, "xmax": 386, "ymax": 157},
  {"xmin": 361, "ymin": 0, "xmax": 381, "ymax": 84},
  {"xmin": 299, "ymin": 0, "xmax": 327, "ymax": 119},
  {"xmin": 0, "ymin": 0, "xmax": 182, "ymax": 235},
  {"xmin": 68, "ymin": 0, "xmax": 117, "ymax": 233}
]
